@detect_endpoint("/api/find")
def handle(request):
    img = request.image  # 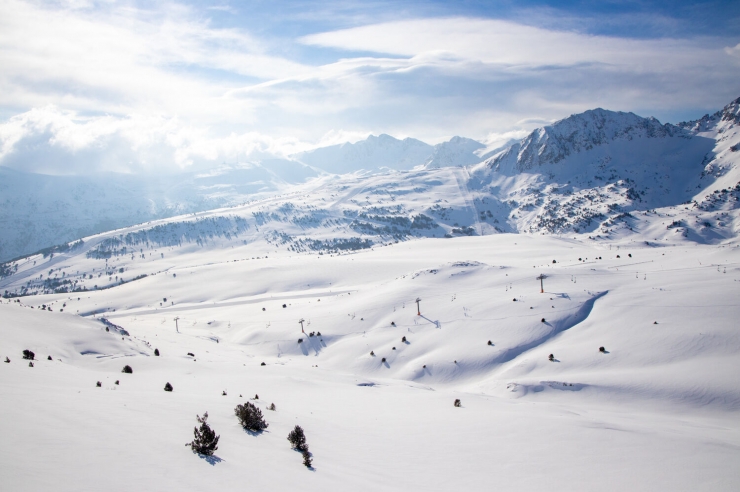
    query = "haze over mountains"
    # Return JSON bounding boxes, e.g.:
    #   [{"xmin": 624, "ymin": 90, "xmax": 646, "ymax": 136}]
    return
[{"xmin": 1, "ymin": 96, "xmax": 739, "ymax": 265}]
